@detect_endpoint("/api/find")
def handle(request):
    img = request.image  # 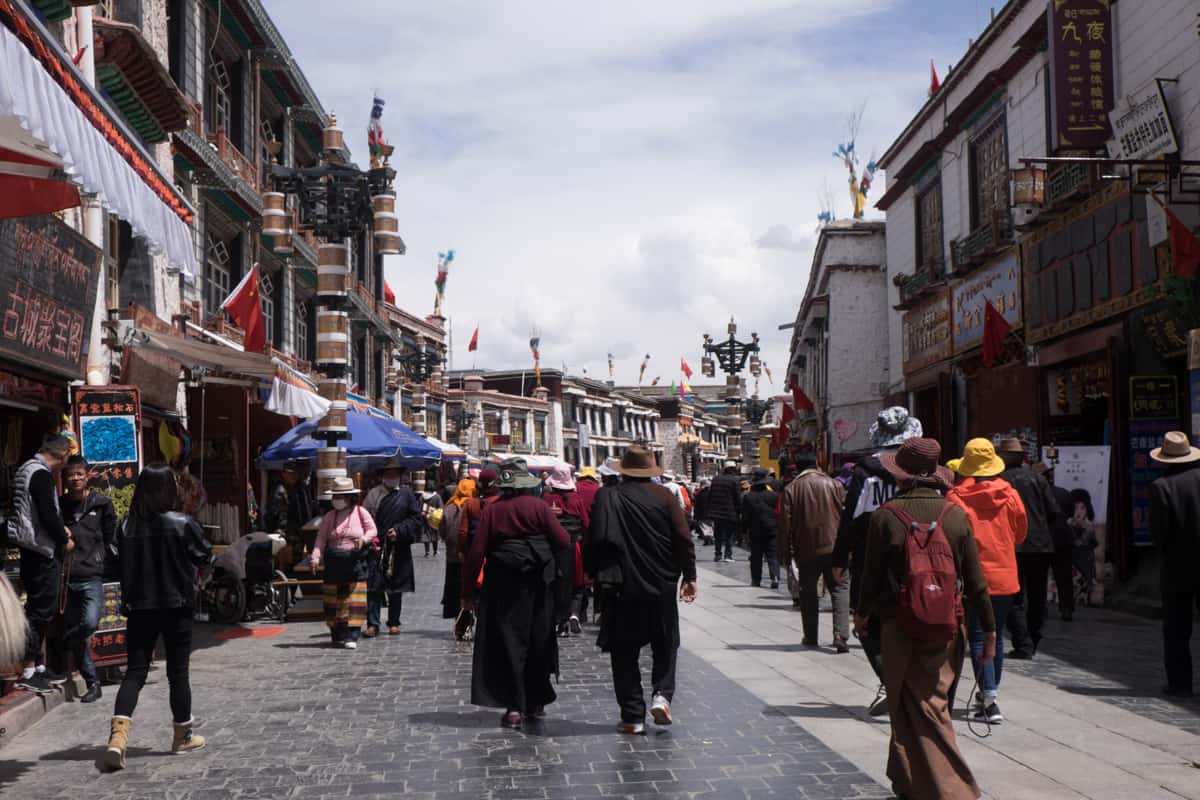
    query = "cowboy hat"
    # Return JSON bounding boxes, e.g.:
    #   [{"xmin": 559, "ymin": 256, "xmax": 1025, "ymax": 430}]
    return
[
  {"xmin": 997, "ymin": 437, "xmax": 1026, "ymax": 454},
  {"xmin": 329, "ymin": 476, "xmax": 360, "ymax": 495},
  {"xmin": 617, "ymin": 445, "xmax": 663, "ymax": 478},
  {"xmin": 495, "ymin": 458, "xmax": 541, "ymax": 490},
  {"xmin": 879, "ymin": 438, "xmax": 954, "ymax": 489},
  {"xmin": 1150, "ymin": 431, "xmax": 1200, "ymax": 465},
  {"xmin": 869, "ymin": 406, "xmax": 924, "ymax": 449},
  {"xmin": 955, "ymin": 438, "xmax": 1006, "ymax": 478},
  {"xmin": 545, "ymin": 464, "xmax": 576, "ymax": 491}
]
